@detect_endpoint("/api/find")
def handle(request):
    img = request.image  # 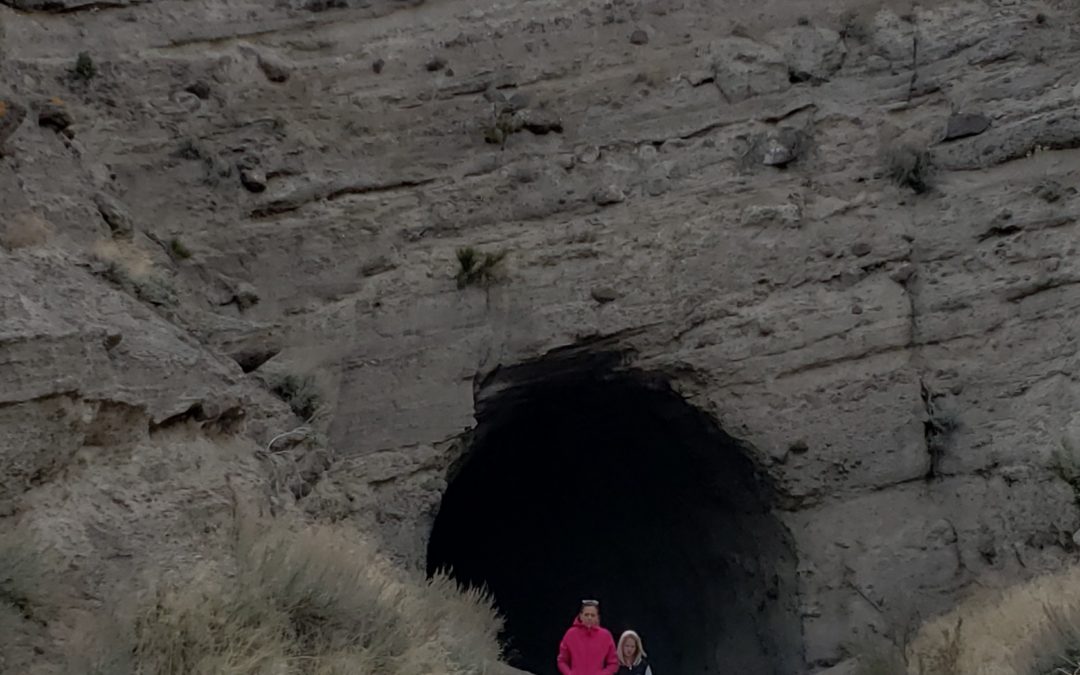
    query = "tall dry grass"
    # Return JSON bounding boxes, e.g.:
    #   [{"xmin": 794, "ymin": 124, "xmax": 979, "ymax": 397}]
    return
[
  {"xmin": 905, "ymin": 566, "xmax": 1080, "ymax": 675},
  {"xmin": 72, "ymin": 523, "xmax": 505, "ymax": 675}
]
